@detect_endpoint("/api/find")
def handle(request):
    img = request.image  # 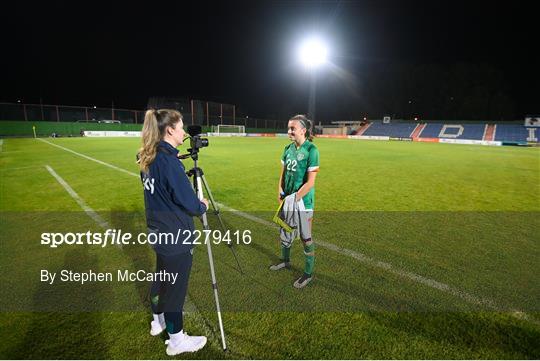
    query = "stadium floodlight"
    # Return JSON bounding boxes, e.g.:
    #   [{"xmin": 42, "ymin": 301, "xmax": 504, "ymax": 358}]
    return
[
  {"xmin": 296, "ymin": 36, "xmax": 329, "ymax": 122},
  {"xmin": 298, "ymin": 38, "xmax": 328, "ymax": 68}
]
